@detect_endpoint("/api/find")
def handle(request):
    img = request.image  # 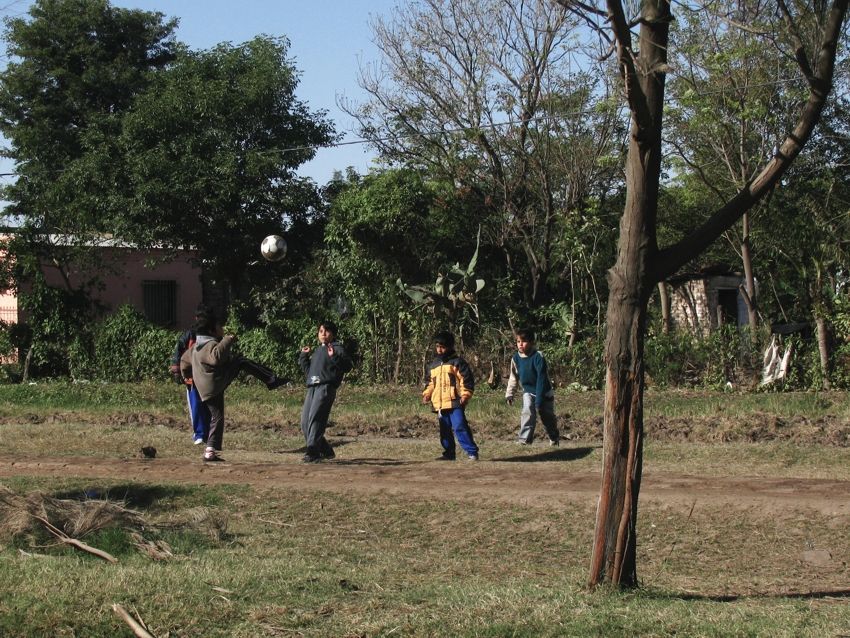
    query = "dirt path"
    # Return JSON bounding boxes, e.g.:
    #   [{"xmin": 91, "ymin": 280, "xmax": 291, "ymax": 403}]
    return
[{"xmin": 2, "ymin": 454, "xmax": 848, "ymax": 515}]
